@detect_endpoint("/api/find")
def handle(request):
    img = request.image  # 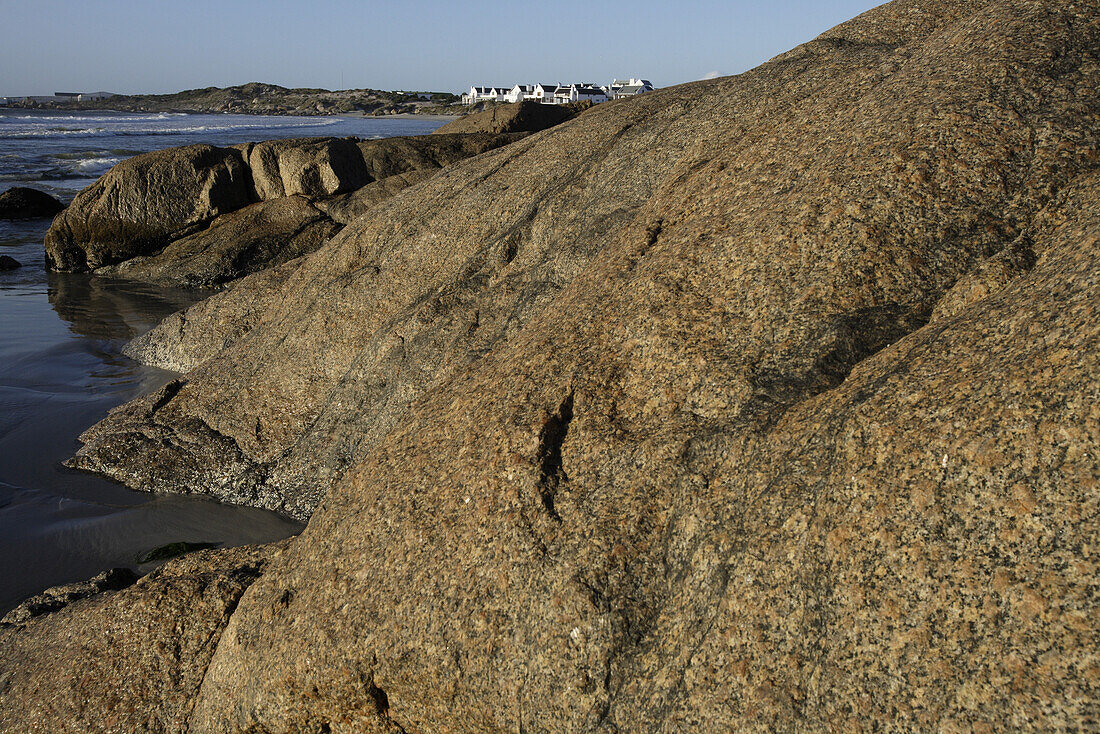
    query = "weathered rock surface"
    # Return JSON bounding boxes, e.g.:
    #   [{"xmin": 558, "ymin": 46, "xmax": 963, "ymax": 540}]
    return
[
  {"xmin": 244, "ymin": 136, "xmax": 370, "ymax": 200},
  {"xmin": 0, "ymin": 568, "xmax": 136, "ymax": 626},
  {"xmin": 433, "ymin": 100, "xmax": 588, "ymax": 135},
  {"xmin": 95, "ymin": 195, "xmax": 340, "ymax": 288},
  {"xmin": 0, "ymin": 544, "xmax": 283, "ymax": 733},
  {"xmin": 0, "ymin": 186, "xmax": 64, "ymax": 219},
  {"xmin": 44, "ymin": 144, "xmax": 251, "ymax": 271},
  {"xmin": 9, "ymin": 0, "xmax": 1100, "ymax": 731},
  {"xmin": 314, "ymin": 169, "xmax": 436, "ymax": 224},
  {"xmin": 122, "ymin": 259, "xmax": 303, "ymax": 373},
  {"xmin": 44, "ymin": 132, "xmax": 526, "ymax": 286},
  {"xmin": 357, "ymin": 132, "xmax": 527, "ymax": 180}
]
